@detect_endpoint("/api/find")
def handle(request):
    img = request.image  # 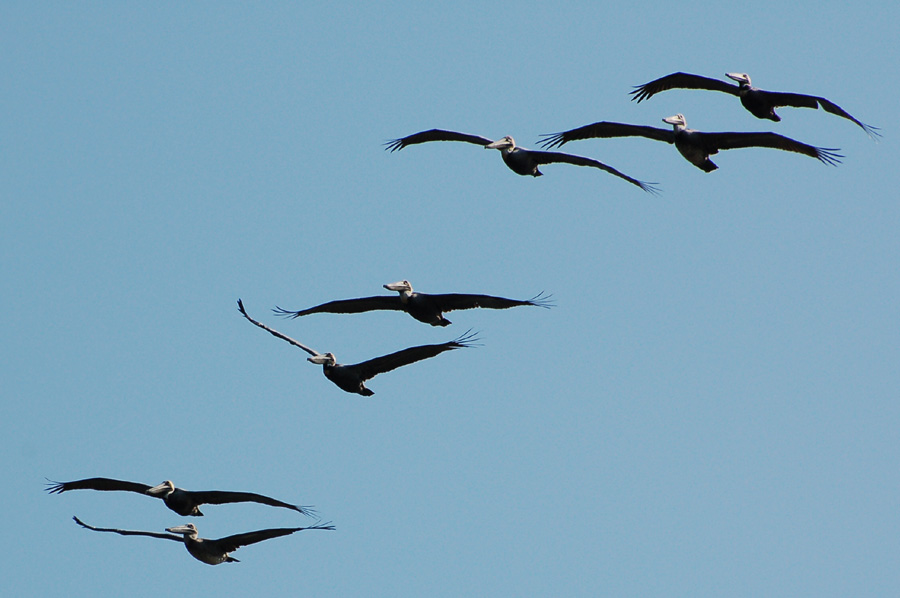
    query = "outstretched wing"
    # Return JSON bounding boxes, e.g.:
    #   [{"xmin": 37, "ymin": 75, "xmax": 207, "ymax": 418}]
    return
[
  {"xmin": 699, "ymin": 131, "xmax": 843, "ymax": 165},
  {"xmin": 630, "ymin": 72, "xmax": 740, "ymax": 103},
  {"xmin": 187, "ymin": 490, "xmax": 316, "ymax": 517},
  {"xmin": 238, "ymin": 299, "xmax": 320, "ymax": 357},
  {"xmin": 214, "ymin": 522, "xmax": 336, "ymax": 553},
  {"xmin": 273, "ymin": 296, "xmax": 404, "ymax": 318},
  {"xmin": 349, "ymin": 331, "xmax": 479, "ymax": 382},
  {"xmin": 759, "ymin": 90, "xmax": 880, "ymax": 138},
  {"xmin": 385, "ymin": 129, "xmax": 494, "ymax": 152},
  {"xmin": 539, "ymin": 122, "xmax": 675, "ymax": 150},
  {"xmin": 73, "ymin": 516, "xmax": 182, "ymax": 542},
  {"xmin": 430, "ymin": 291, "xmax": 554, "ymax": 313},
  {"xmin": 528, "ymin": 150, "xmax": 659, "ymax": 193},
  {"xmin": 46, "ymin": 477, "xmax": 153, "ymax": 495}
]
